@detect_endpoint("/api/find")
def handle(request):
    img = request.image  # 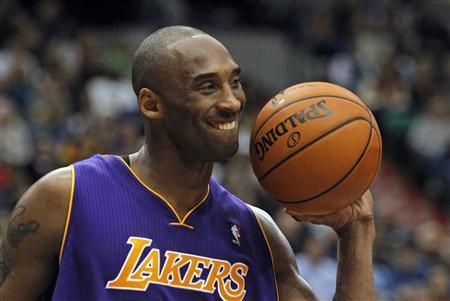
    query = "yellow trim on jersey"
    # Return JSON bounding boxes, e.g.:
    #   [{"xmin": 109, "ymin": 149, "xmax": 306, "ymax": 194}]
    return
[
  {"xmin": 180, "ymin": 185, "xmax": 210, "ymax": 225},
  {"xmin": 59, "ymin": 165, "xmax": 75, "ymax": 263},
  {"xmin": 116, "ymin": 156, "xmax": 210, "ymax": 229},
  {"xmin": 252, "ymin": 212, "xmax": 280, "ymax": 301},
  {"xmin": 169, "ymin": 222, "xmax": 194, "ymax": 230}
]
